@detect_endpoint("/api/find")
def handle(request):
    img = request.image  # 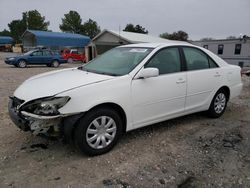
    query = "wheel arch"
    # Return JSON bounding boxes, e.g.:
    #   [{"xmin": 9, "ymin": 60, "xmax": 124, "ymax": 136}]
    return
[
  {"xmin": 62, "ymin": 102, "xmax": 127, "ymax": 144},
  {"xmin": 18, "ymin": 59, "xmax": 27, "ymax": 63},
  {"xmin": 89, "ymin": 102, "xmax": 127, "ymax": 133},
  {"xmin": 51, "ymin": 59, "xmax": 60, "ymax": 63},
  {"xmin": 218, "ymin": 85, "xmax": 230, "ymax": 101},
  {"xmin": 207, "ymin": 85, "xmax": 230, "ymax": 118}
]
